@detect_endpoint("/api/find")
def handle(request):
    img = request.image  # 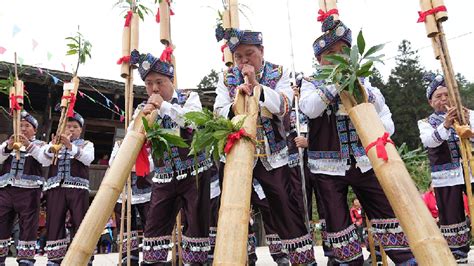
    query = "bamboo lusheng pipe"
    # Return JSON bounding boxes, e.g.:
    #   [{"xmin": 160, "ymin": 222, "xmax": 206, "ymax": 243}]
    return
[
  {"xmin": 222, "ymin": 9, "xmax": 233, "ymax": 67},
  {"xmin": 51, "ymin": 77, "xmax": 80, "ymax": 164},
  {"xmin": 228, "ymin": 0, "xmax": 239, "ymax": 28},
  {"xmin": 432, "ymin": 0, "xmax": 448, "ymax": 22},
  {"xmin": 419, "ymin": 0, "xmax": 439, "ymax": 37},
  {"xmin": 121, "ymin": 24, "xmax": 131, "ymax": 78},
  {"xmin": 62, "ymin": 111, "xmax": 158, "ymax": 265},
  {"xmin": 339, "ymin": 90, "xmax": 456, "ymax": 265},
  {"xmin": 431, "ymin": 22, "xmax": 474, "ymax": 235},
  {"xmin": 159, "ymin": 0, "xmax": 171, "ymax": 45},
  {"xmin": 213, "ymin": 86, "xmax": 260, "ymax": 265},
  {"xmin": 130, "ymin": 14, "xmax": 140, "ymax": 56}
]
